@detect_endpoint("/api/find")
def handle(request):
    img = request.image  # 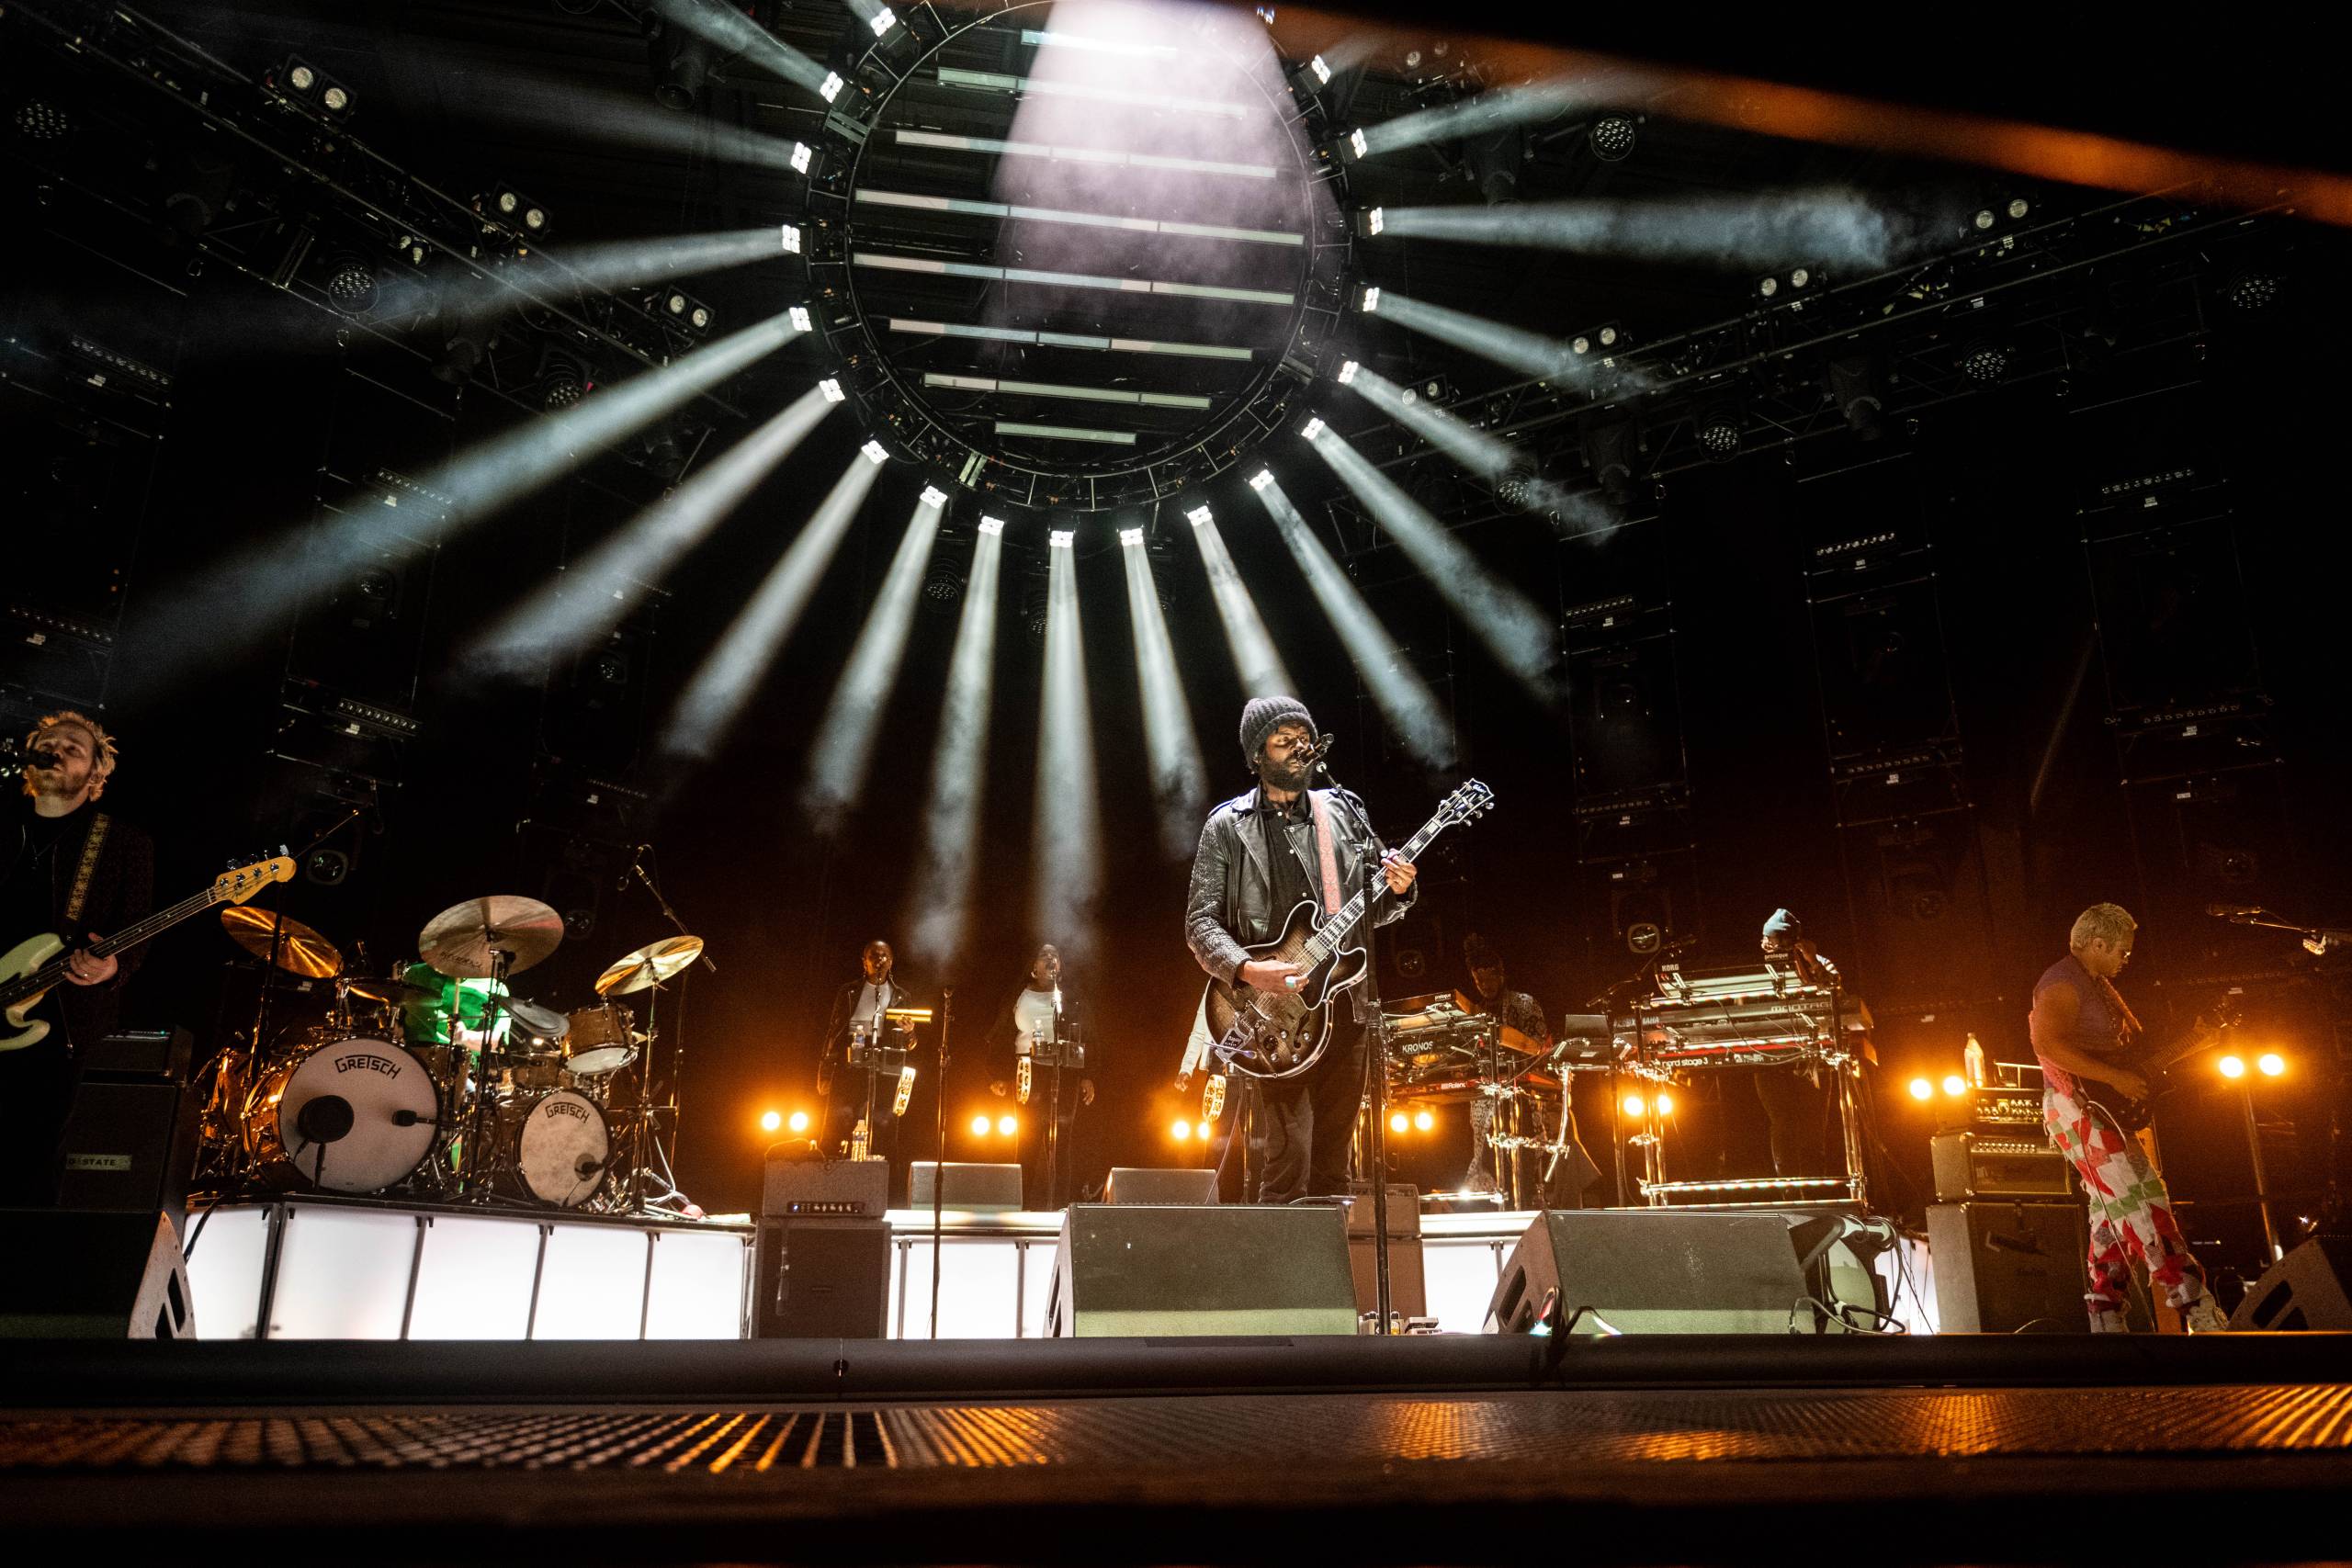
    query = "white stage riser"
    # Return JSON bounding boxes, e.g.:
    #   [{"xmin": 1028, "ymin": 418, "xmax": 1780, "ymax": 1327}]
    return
[{"xmin": 188, "ymin": 1204, "xmax": 1939, "ymax": 1341}]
